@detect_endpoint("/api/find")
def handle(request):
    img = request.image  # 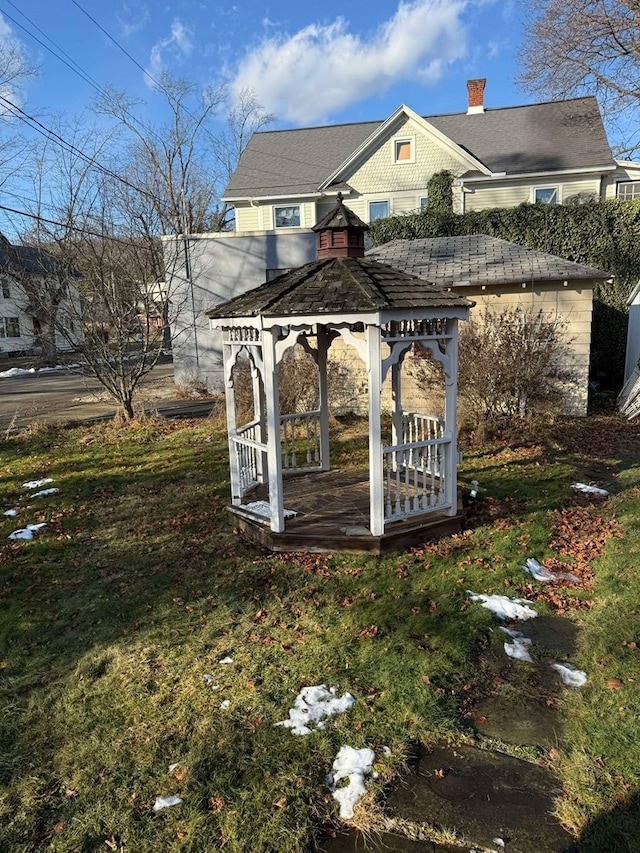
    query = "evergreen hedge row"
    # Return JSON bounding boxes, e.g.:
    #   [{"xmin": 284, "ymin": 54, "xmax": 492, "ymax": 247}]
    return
[{"xmin": 369, "ymin": 199, "xmax": 640, "ymax": 389}]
